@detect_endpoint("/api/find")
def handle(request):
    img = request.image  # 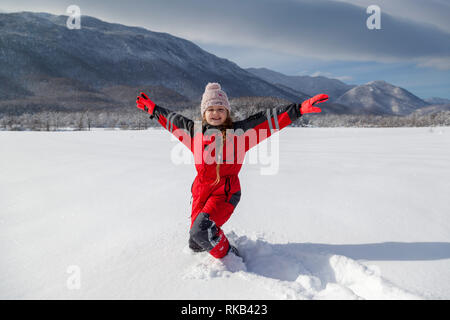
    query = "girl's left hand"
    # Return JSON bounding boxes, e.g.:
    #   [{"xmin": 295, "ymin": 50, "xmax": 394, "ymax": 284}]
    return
[
  {"xmin": 136, "ymin": 92, "xmax": 156, "ymax": 115},
  {"xmin": 300, "ymin": 94, "xmax": 329, "ymax": 114}
]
